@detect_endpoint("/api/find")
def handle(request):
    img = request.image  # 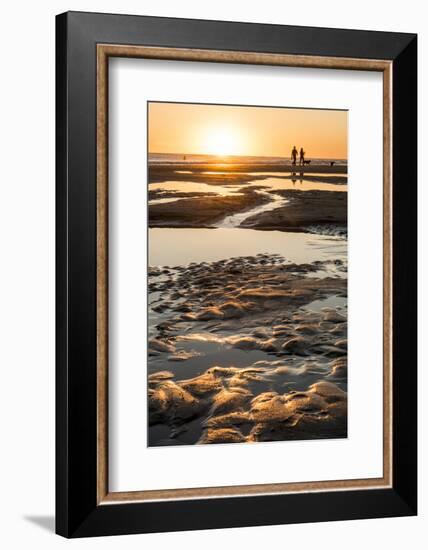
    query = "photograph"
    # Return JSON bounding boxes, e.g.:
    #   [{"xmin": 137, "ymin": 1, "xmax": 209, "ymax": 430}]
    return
[{"xmin": 147, "ymin": 101, "xmax": 348, "ymax": 447}]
